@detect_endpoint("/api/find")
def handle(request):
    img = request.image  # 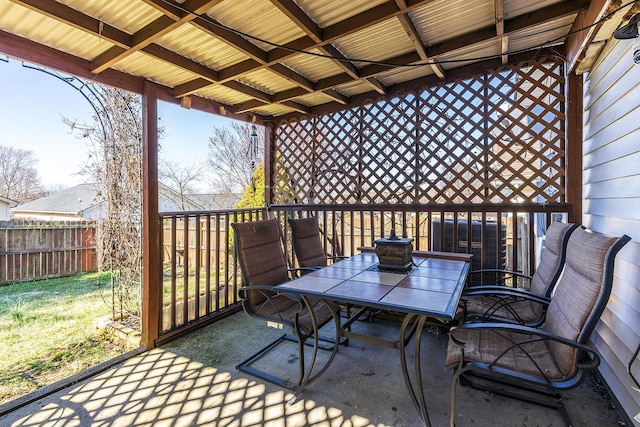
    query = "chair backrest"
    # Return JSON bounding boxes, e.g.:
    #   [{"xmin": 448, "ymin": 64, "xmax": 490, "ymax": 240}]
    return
[
  {"xmin": 231, "ymin": 218, "xmax": 289, "ymax": 305},
  {"xmin": 288, "ymin": 216, "xmax": 327, "ymax": 268},
  {"xmin": 529, "ymin": 222, "xmax": 578, "ymax": 297},
  {"xmin": 544, "ymin": 227, "xmax": 630, "ymax": 376}
]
